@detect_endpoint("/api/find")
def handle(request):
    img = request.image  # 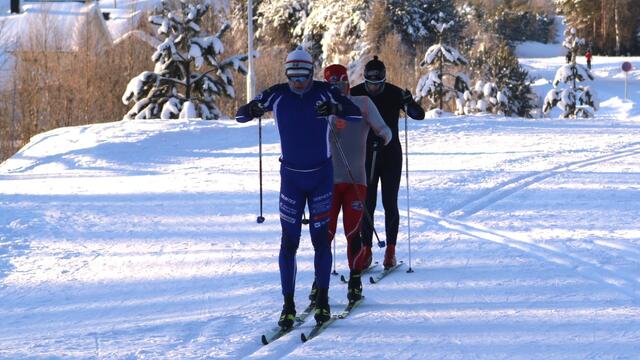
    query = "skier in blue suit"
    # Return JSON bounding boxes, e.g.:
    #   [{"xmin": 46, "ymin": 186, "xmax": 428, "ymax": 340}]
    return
[{"xmin": 236, "ymin": 47, "xmax": 362, "ymax": 328}]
